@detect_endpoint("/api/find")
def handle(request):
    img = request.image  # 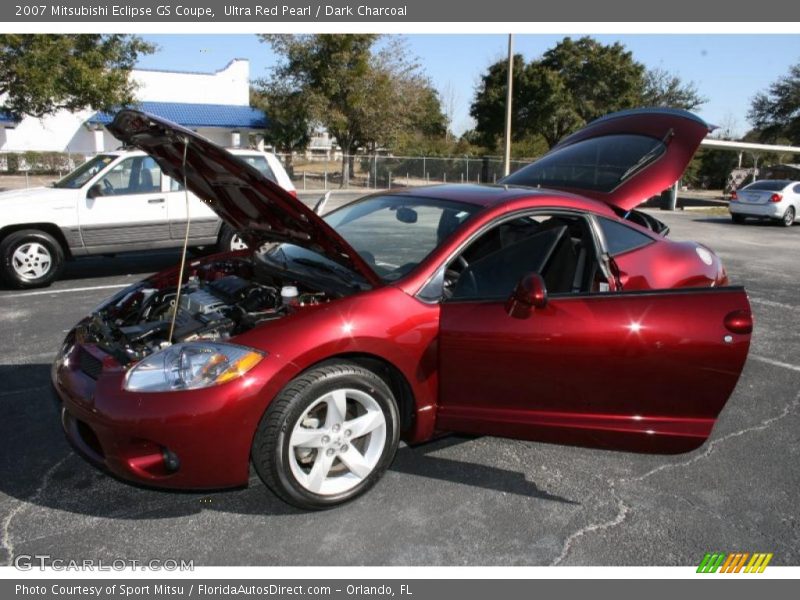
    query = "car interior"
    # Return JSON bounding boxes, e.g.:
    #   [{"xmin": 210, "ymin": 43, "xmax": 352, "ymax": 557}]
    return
[{"xmin": 443, "ymin": 213, "xmax": 605, "ymax": 301}]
